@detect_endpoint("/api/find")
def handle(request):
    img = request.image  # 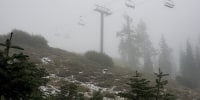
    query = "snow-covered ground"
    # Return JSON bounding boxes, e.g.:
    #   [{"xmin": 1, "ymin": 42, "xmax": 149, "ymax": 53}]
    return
[{"xmin": 41, "ymin": 74, "xmax": 125, "ymax": 100}]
